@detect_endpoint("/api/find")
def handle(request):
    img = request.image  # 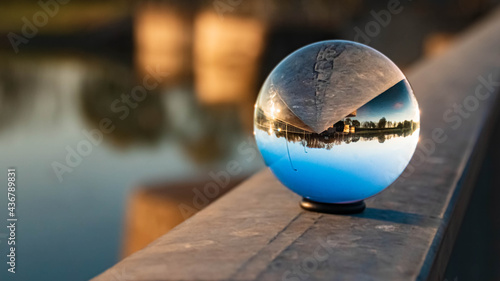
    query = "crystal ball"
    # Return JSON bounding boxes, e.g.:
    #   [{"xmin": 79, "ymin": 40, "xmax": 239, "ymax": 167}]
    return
[{"xmin": 254, "ymin": 40, "xmax": 420, "ymax": 204}]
